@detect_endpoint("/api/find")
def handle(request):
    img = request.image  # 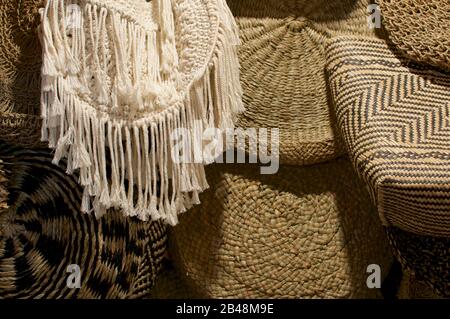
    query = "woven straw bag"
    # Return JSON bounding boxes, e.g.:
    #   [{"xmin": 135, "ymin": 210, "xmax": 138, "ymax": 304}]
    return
[
  {"xmin": 326, "ymin": 35, "xmax": 450, "ymax": 297},
  {"xmin": 227, "ymin": 0, "xmax": 375, "ymax": 166},
  {"xmin": 326, "ymin": 36, "xmax": 450, "ymax": 238},
  {"xmin": 377, "ymin": 0, "xmax": 450, "ymax": 72},
  {"xmin": 169, "ymin": 160, "xmax": 393, "ymax": 298},
  {"xmin": 165, "ymin": 0, "xmax": 394, "ymax": 299},
  {"xmin": 0, "ymin": 140, "xmax": 167, "ymax": 298}
]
